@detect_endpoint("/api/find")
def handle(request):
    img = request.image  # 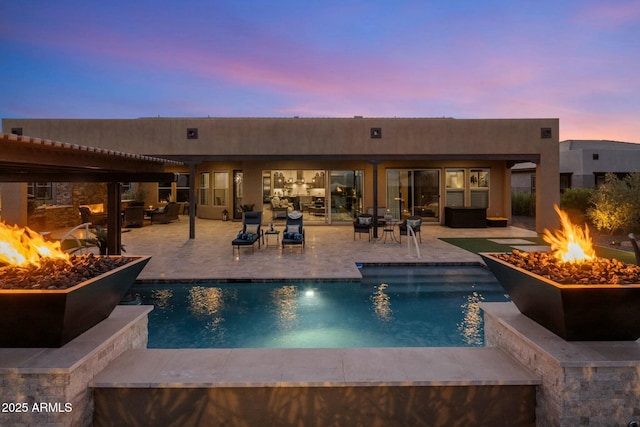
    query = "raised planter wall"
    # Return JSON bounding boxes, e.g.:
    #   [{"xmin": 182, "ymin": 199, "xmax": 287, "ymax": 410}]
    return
[
  {"xmin": 0, "ymin": 306, "xmax": 151, "ymax": 427},
  {"xmin": 483, "ymin": 302, "xmax": 640, "ymax": 427}
]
